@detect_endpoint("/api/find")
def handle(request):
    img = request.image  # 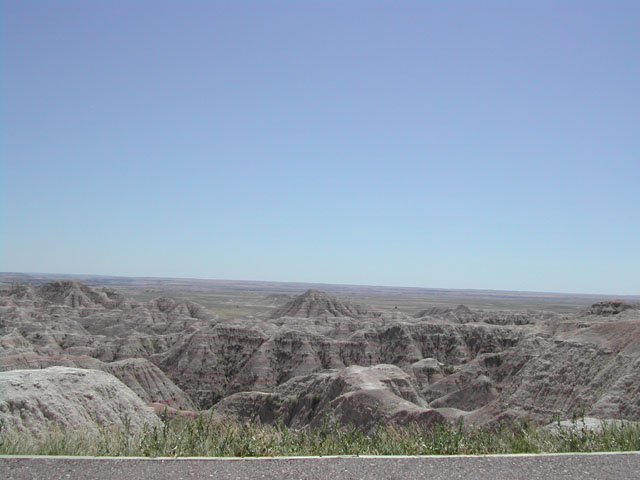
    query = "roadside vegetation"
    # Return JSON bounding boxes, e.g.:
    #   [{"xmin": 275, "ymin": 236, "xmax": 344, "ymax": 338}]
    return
[{"xmin": 2, "ymin": 414, "xmax": 640, "ymax": 457}]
